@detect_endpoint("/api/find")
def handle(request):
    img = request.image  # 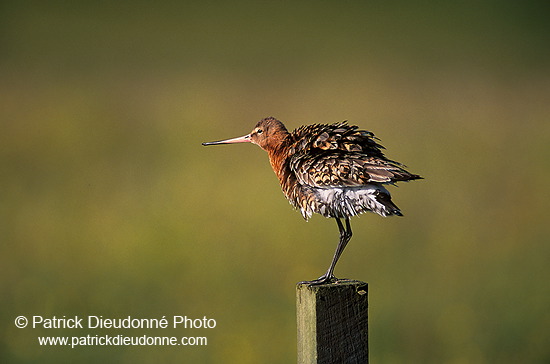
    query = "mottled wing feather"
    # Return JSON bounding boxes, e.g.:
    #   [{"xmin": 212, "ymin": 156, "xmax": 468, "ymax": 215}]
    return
[
  {"xmin": 291, "ymin": 151, "xmax": 414, "ymax": 187},
  {"xmin": 289, "ymin": 122, "xmax": 420, "ymax": 187},
  {"xmin": 289, "ymin": 121, "xmax": 385, "ymax": 158}
]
